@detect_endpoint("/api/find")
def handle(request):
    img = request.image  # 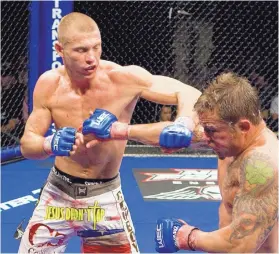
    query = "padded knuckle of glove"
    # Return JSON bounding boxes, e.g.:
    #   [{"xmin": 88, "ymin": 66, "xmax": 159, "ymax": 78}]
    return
[
  {"xmin": 159, "ymin": 124, "xmax": 192, "ymax": 148},
  {"xmin": 82, "ymin": 109, "xmax": 118, "ymax": 138}
]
